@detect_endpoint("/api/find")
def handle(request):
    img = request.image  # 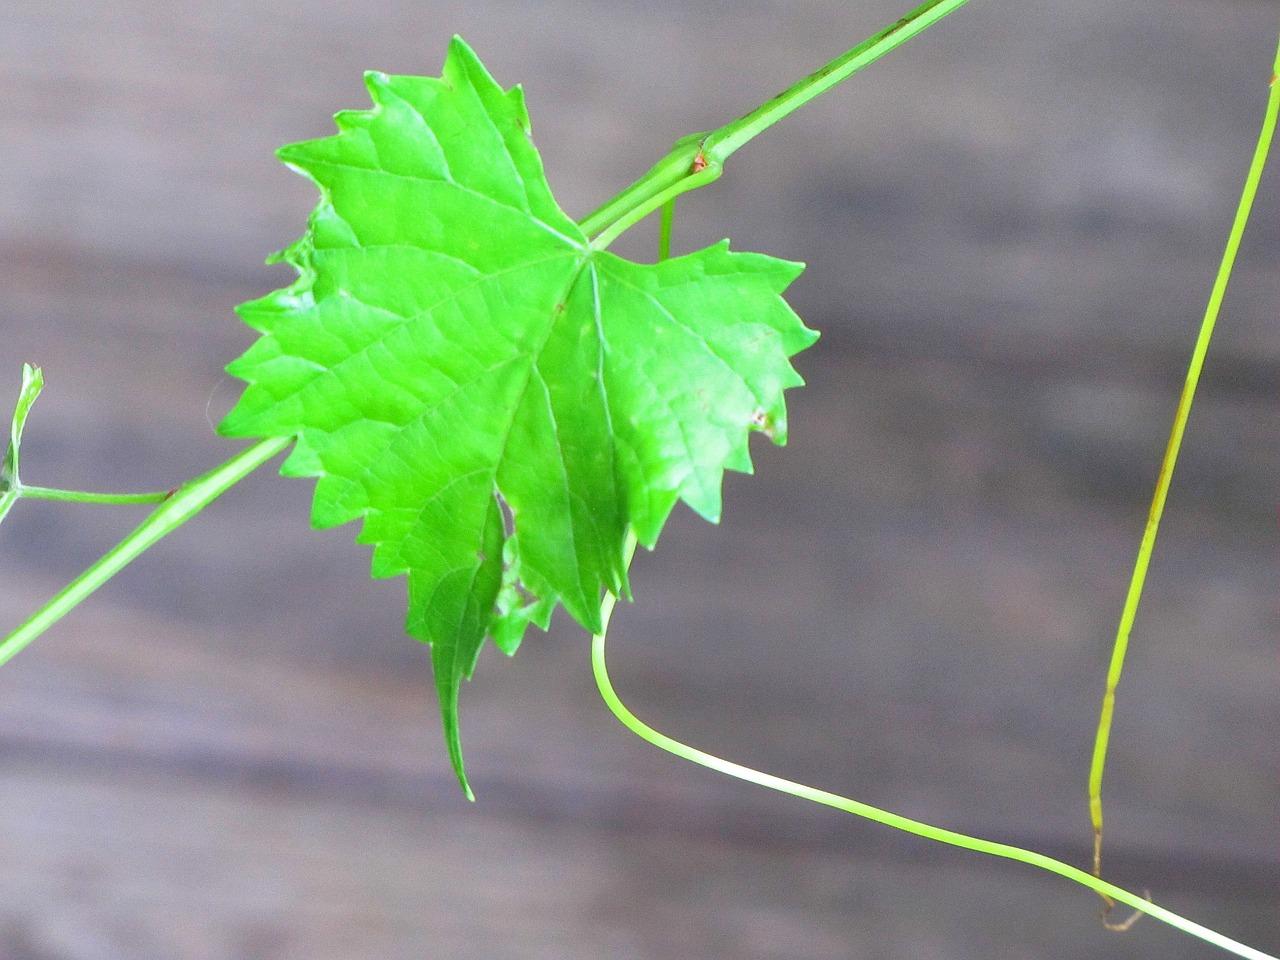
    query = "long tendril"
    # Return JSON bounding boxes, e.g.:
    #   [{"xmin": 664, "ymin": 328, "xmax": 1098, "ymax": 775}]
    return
[
  {"xmin": 591, "ymin": 539, "xmax": 1276, "ymax": 960},
  {"xmin": 1087, "ymin": 34, "xmax": 1280, "ymax": 903}
]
